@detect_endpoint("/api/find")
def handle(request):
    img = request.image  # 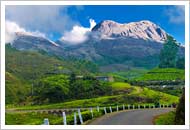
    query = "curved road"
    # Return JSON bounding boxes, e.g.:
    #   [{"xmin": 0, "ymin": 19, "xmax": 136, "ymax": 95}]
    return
[{"xmin": 88, "ymin": 108, "xmax": 174, "ymax": 125}]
